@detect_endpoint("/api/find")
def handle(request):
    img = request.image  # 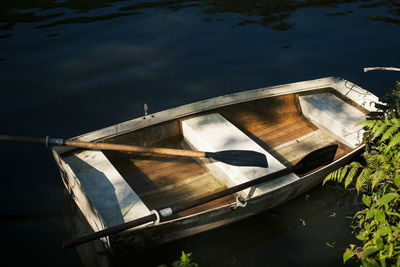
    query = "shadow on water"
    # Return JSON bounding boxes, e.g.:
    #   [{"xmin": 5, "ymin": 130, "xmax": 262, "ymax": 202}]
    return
[{"xmin": 1, "ymin": 0, "xmax": 400, "ymax": 36}]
